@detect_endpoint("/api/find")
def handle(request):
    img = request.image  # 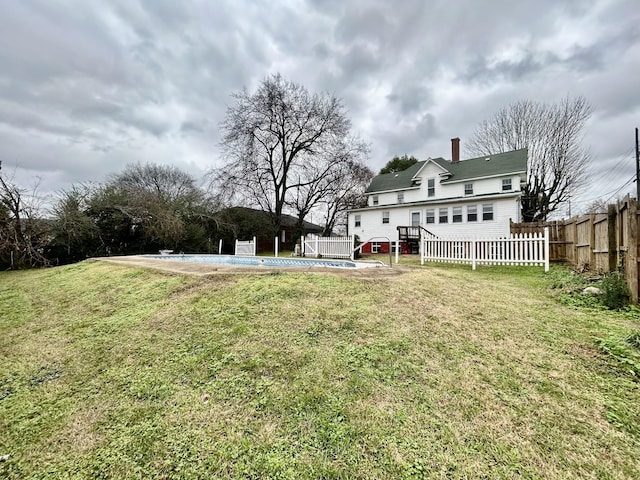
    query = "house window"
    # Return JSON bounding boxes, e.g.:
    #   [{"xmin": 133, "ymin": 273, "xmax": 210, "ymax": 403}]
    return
[
  {"xmin": 354, "ymin": 214, "xmax": 361, "ymax": 227},
  {"xmin": 427, "ymin": 178, "xmax": 435, "ymax": 197},
  {"xmin": 452, "ymin": 207, "xmax": 462, "ymax": 223},
  {"xmin": 502, "ymin": 179, "xmax": 512, "ymax": 191},
  {"xmin": 425, "ymin": 208, "xmax": 435, "ymax": 224},
  {"xmin": 397, "ymin": 192, "xmax": 404, "ymax": 204},
  {"xmin": 482, "ymin": 204, "xmax": 494, "ymax": 221},
  {"xmin": 439, "ymin": 207, "xmax": 448, "ymax": 224},
  {"xmin": 464, "ymin": 183, "xmax": 473, "ymax": 195},
  {"xmin": 371, "ymin": 241, "xmax": 381, "ymax": 253},
  {"xmin": 372, "ymin": 195, "xmax": 379, "ymax": 206},
  {"xmin": 382, "ymin": 211, "xmax": 390, "ymax": 224},
  {"xmin": 467, "ymin": 205, "xmax": 478, "ymax": 222},
  {"xmin": 411, "ymin": 211, "xmax": 420, "ymax": 226}
]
